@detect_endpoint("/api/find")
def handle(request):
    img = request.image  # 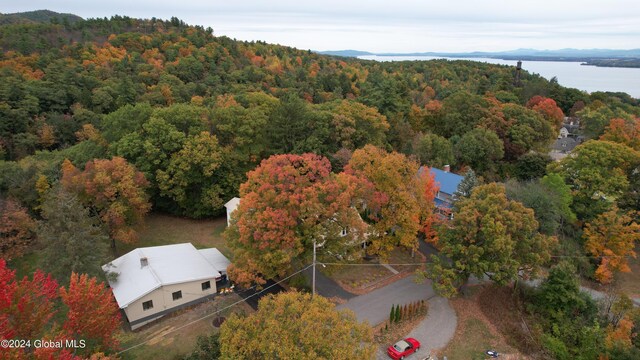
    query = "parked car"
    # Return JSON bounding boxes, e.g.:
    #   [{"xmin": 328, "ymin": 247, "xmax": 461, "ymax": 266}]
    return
[{"xmin": 387, "ymin": 337, "xmax": 420, "ymax": 359}]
